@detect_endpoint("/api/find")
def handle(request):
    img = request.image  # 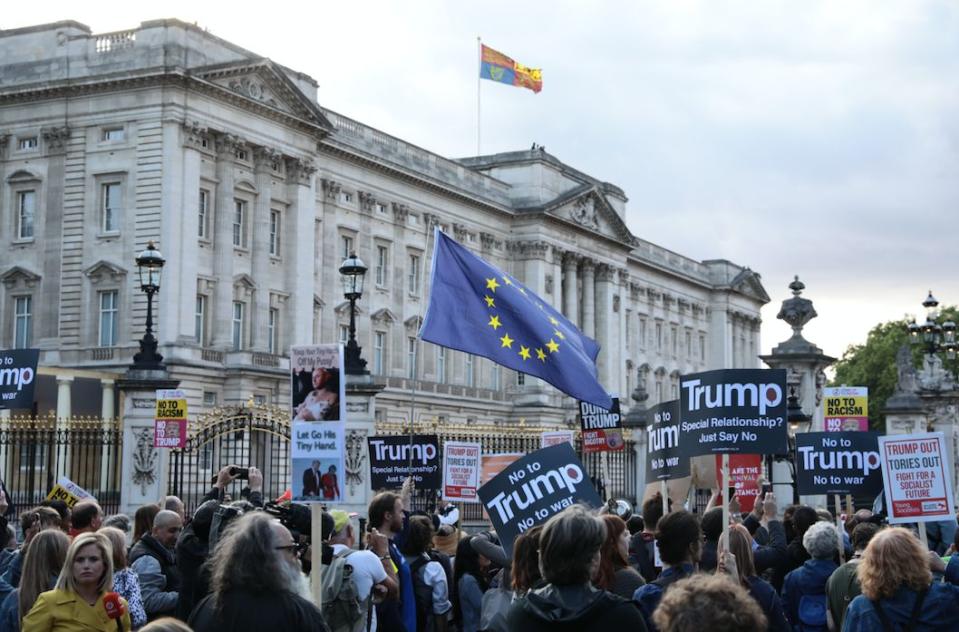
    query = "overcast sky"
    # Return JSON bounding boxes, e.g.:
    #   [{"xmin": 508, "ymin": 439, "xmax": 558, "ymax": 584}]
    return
[{"xmin": 6, "ymin": 1, "xmax": 958, "ymax": 363}]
